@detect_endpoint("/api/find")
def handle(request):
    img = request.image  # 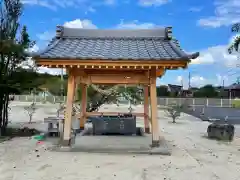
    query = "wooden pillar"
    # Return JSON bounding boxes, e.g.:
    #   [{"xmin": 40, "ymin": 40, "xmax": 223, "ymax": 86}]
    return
[
  {"xmin": 144, "ymin": 85, "xmax": 150, "ymax": 133},
  {"xmin": 149, "ymin": 69, "xmax": 160, "ymax": 147},
  {"xmin": 80, "ymin": 83, "xmax": 87, "ymax": 129},
  {"xmin": 62, "ymin": 69, "xmax": 75, "ymax": 146},
  {"xmin": 75, "ymin": 81, "xmax": 79, "ymax": 101}
]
